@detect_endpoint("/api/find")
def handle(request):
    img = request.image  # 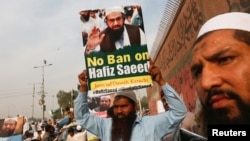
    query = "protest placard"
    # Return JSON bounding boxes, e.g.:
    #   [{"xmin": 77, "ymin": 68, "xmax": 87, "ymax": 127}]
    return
[{"xmin": 80, "ymin": 5, "xmax": 152, "ymax": 96}]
